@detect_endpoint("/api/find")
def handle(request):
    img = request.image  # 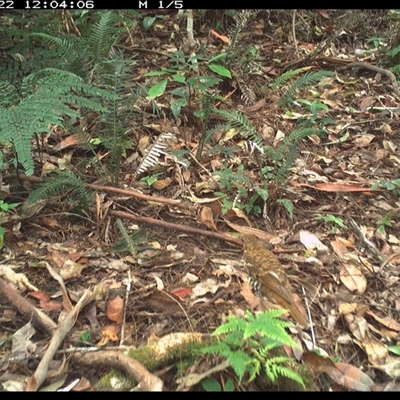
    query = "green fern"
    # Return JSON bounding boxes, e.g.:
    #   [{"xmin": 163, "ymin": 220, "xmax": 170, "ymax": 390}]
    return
[
  {"xmin": 263, "ymin": 356, "xmax": 305, "ymax": 387},
  {"xmin": 0, "ymin": 69, "xmax": 117, "ymax": 175},
  {"xmin": 201, "ymin": 310, "xmax": 304, "ymax": 388},
  {"xmin": 115, "ymin": 219, "xmax": 139, "ymax": 257},
  {"xmin": 280, "ymin": 70, "xmax": 335, "ymax": 105},
  {"xmin": 269, "ymin": 67, "xmax": 309, "ymax": 89},
  {"xmin": 23, "ymin": 170, "xmax": 92, "ymax": 213},
  {"xmin": 283, "ymin": 127, "xmax": 318, "ymax": 145},
  {"xmin": 276, "ymin": 198, "xmax": 294, "ymax": 219},
  {"xmin": 31, "ymin": 11, "xmax": 128, "ymax": 81},
  {"xmin": 215, "ymin": 109, "xmax": 263, "ymax": 148},
  {"xmin": 213, "ymin": 164, "xmax": 252, "ymax": 192}
]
